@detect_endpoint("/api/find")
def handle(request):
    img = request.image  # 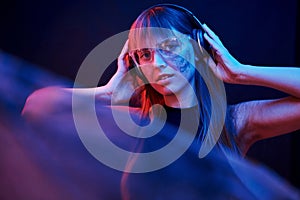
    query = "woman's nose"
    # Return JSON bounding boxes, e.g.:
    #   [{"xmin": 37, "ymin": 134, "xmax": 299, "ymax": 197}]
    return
[{"xmin": 152, "ymin": 51, "xmax": 167, "ymax": 69}]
